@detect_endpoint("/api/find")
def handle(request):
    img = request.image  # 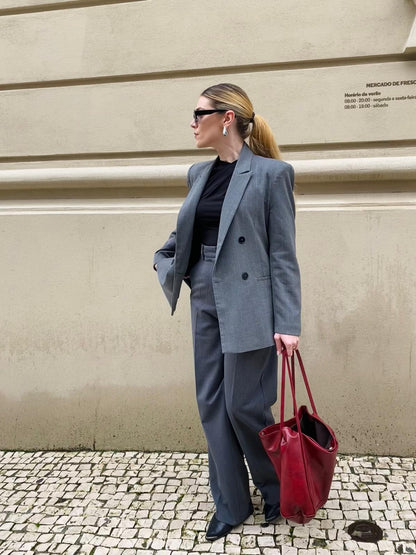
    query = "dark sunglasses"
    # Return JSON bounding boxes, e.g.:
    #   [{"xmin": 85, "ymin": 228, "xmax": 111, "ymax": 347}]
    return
[{"xmin": 193, "ymin": 109, "xmax": 226, "ymax": 123}]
